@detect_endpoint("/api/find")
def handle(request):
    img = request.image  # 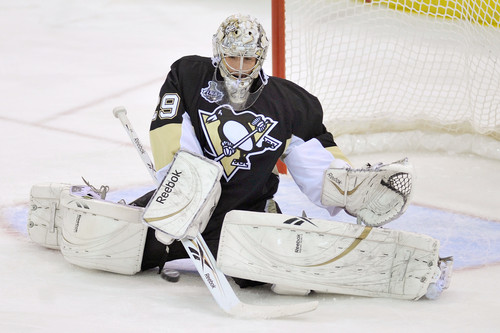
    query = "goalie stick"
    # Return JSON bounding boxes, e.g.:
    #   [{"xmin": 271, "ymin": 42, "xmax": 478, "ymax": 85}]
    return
[{"xmin": 113, "ymin": 106, "xmax": 318, "ymax": 318}]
